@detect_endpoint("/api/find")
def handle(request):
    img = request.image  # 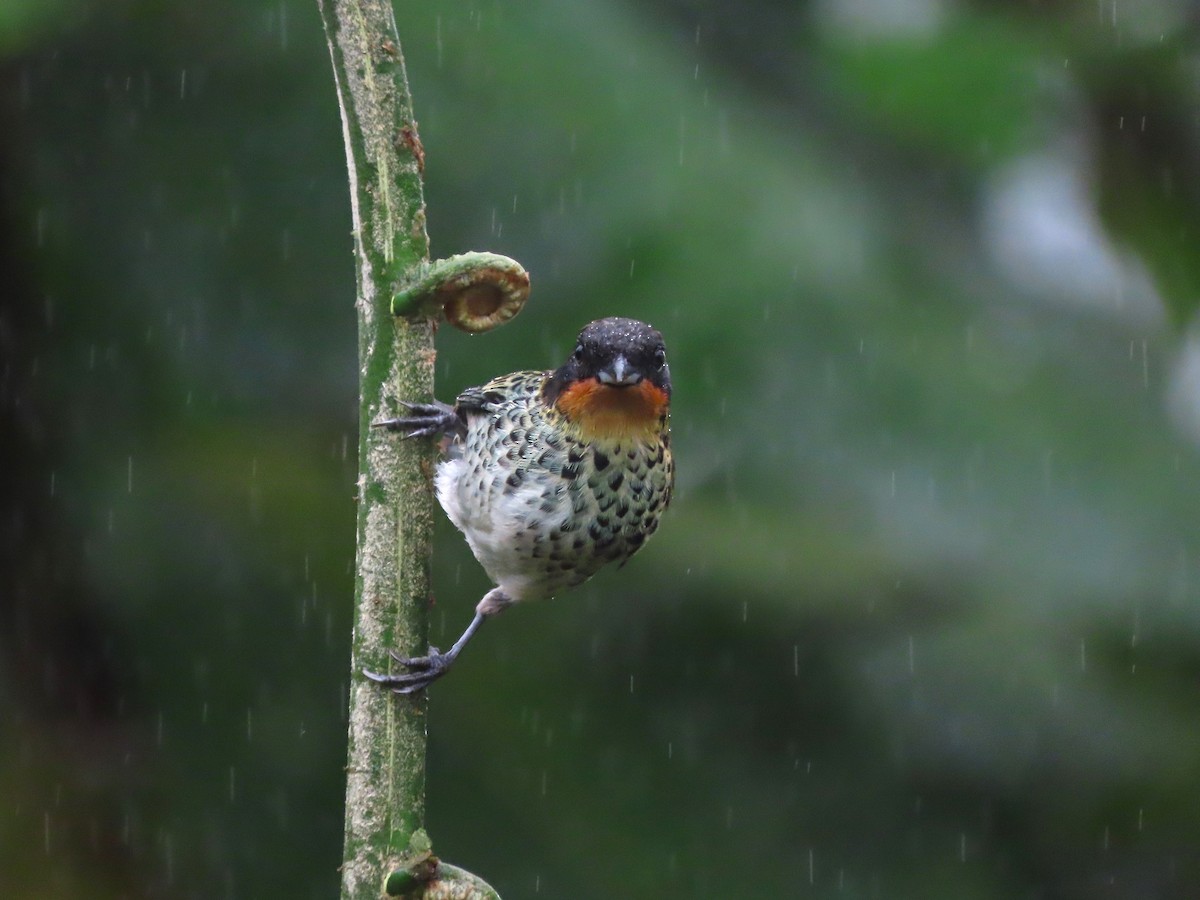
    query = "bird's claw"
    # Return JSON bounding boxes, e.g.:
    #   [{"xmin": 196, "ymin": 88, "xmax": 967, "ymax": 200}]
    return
[
  {"xmin": 362, "ymin": 647, "xmax": 455, "ymax": 694},
  {"xmin": 387, "ymin": 646, "xmax": 443, "ymax": 668},
  {"xmin": 372, "ymin": 400, "xmax": 459, "ymax": 439}
]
